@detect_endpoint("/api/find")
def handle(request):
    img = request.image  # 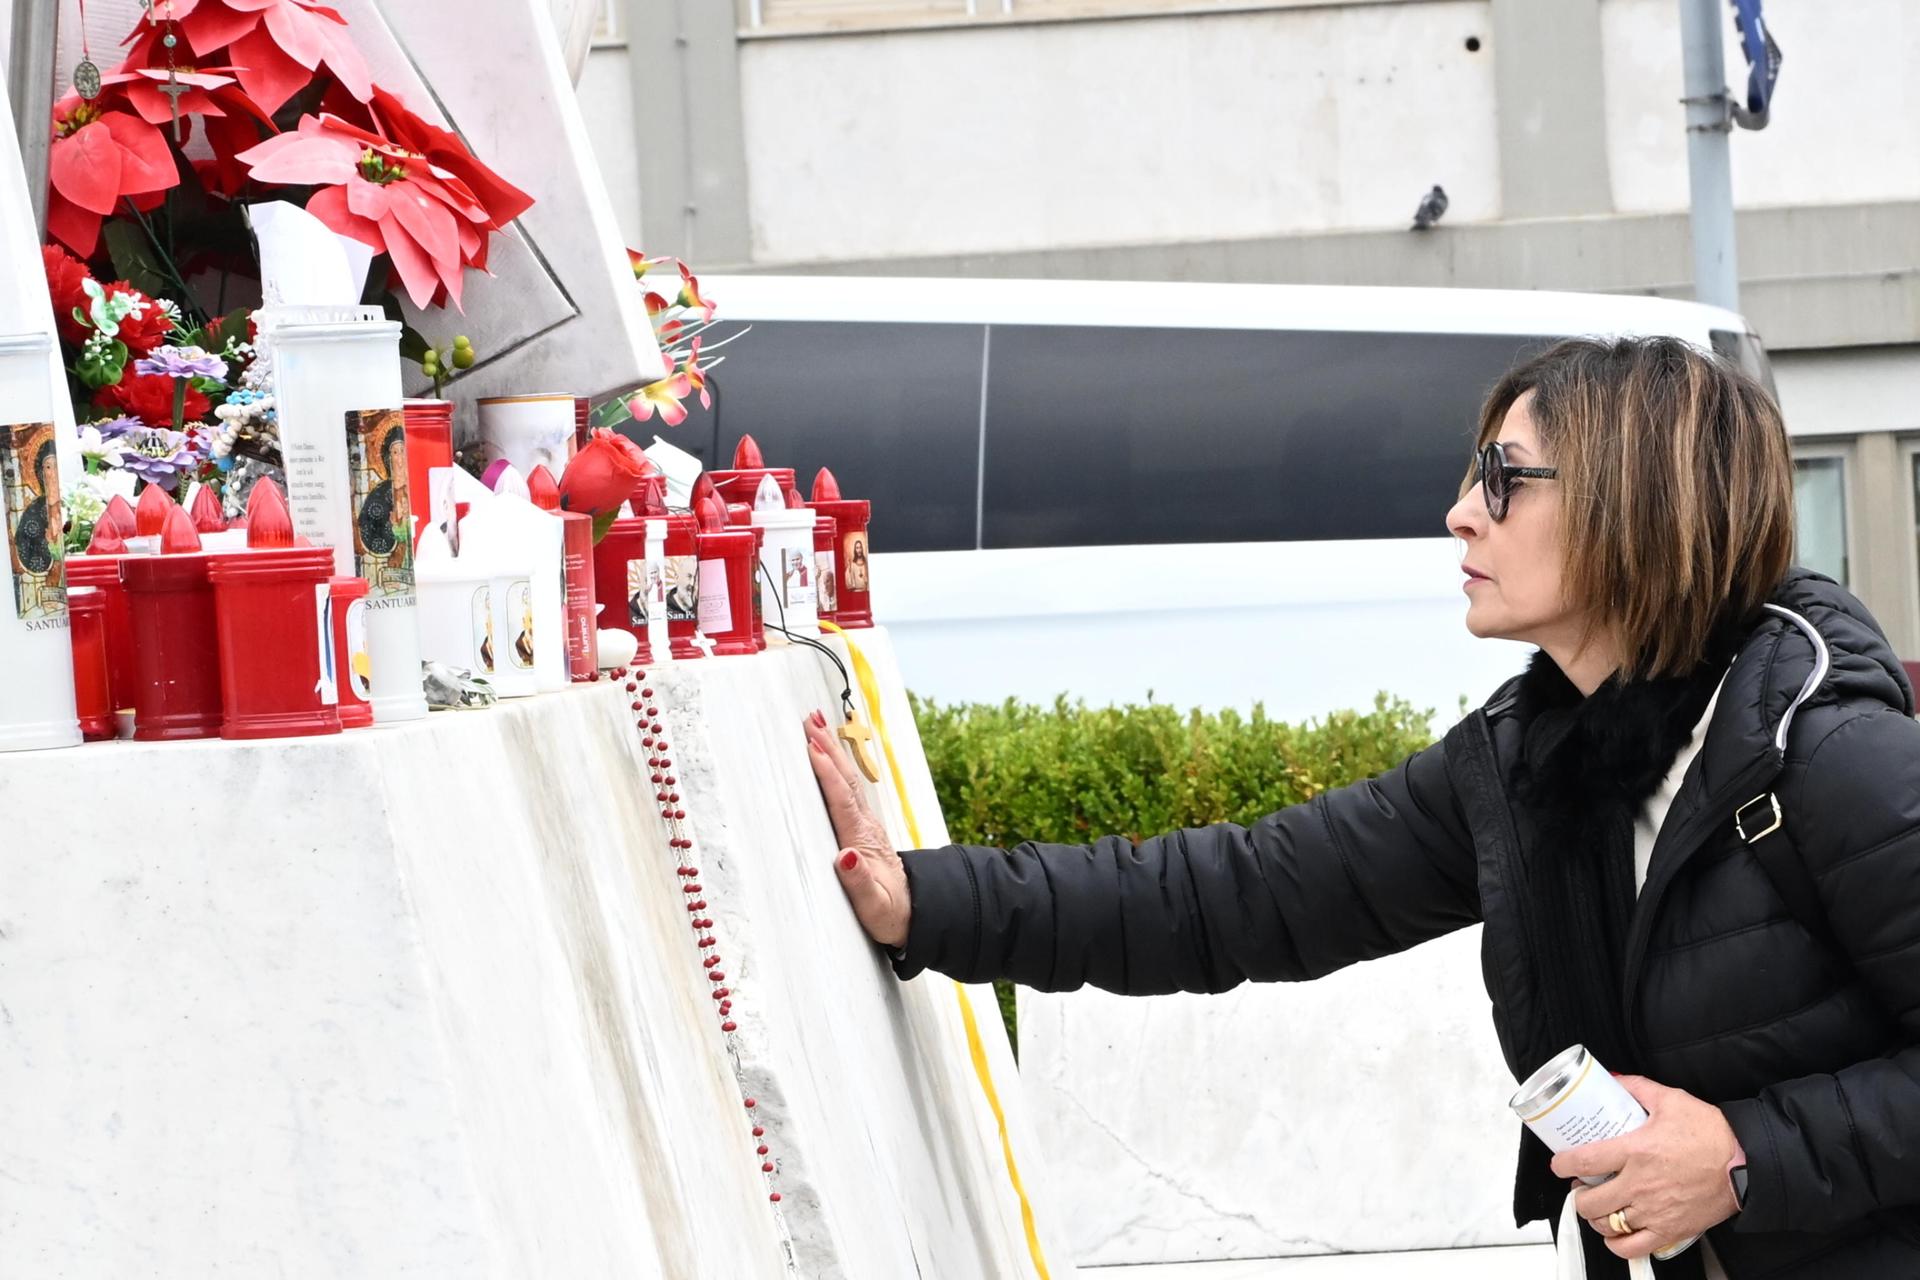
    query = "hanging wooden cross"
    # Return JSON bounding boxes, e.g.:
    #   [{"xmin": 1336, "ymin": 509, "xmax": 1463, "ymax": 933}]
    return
[{"xmin": 837, "ymin": 712, "xmax": 883, "ymax": 785}]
